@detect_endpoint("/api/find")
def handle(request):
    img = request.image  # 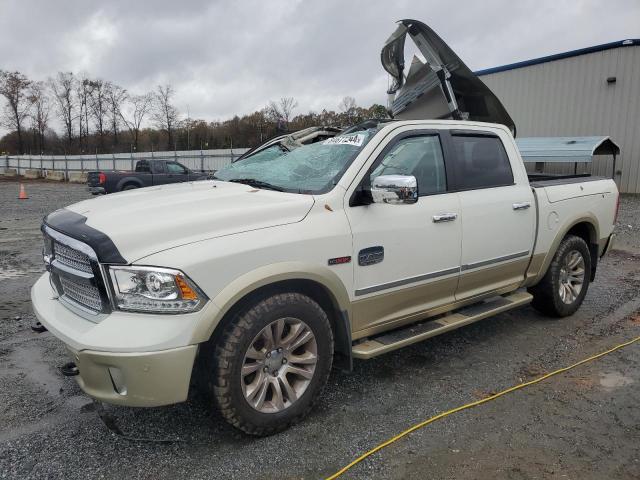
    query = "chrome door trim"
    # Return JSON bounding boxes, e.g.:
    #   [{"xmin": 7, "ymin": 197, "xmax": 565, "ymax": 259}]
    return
[
  {"xmin": 356, "ymin": 251, "xmax": 531, "ymax": 296},
  {"xmin": 355, "ymin": 266, "xmax": 459, "ymax": 296},
  {"xmin": 461, "ymin": 251, "xmax": 530, "ymax": 271}
]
